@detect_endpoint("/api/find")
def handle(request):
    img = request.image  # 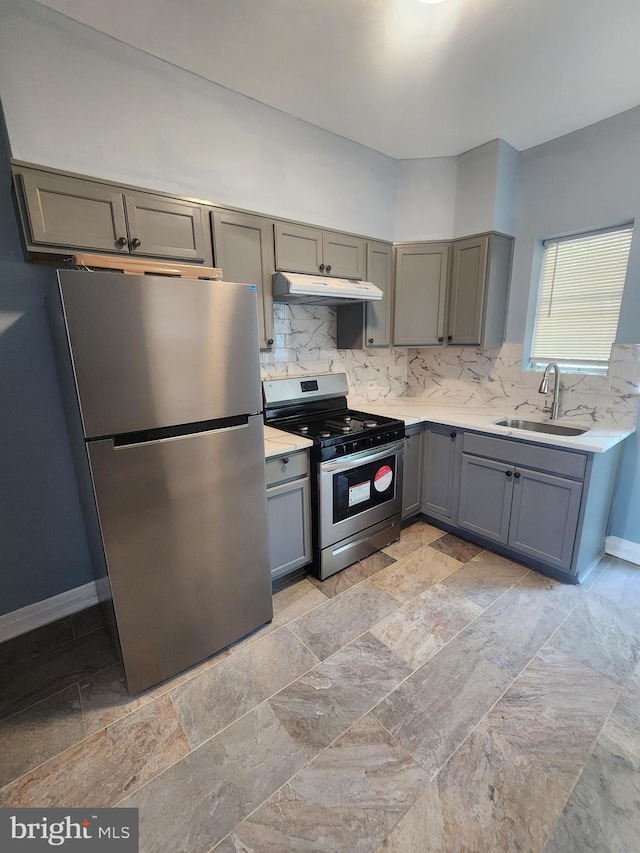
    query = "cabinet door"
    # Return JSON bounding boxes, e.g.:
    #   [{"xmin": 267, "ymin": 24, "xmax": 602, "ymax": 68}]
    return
[
  {"xmin": 124, "ymin": 192, "xmax": 208, "ymax": 262},
  {"xmin": 322, "ymin": 231, "xmax": 365, "ymax": 279},
  {"xmin": 365, "ymin": 241, "xmax": 393, "ymax": 347},
  {"xmin": 20, "ymin": 170, "xmax": 128, "ymax": 253},
  {"xmin": 448, "ymin": 236, "xmax": 489, "ymax": 346},
  {"xmin": 393, "ymin": 243, "xmax": 449, "ymax": 346},
  {"xmin": 422, "ymin": 427, "xmax": 460, "ymax": 521},
  {"xmin": 508, "ymin": 468, "xmax": 582, "ymax": 570},
  {"xmin": 212, "ymin": 210, "xmax": 275, "ymax": 349},
  {"xmin": 274, "ymin": 222, "xmax": 324, "ymax": 274},
  {"xmin": 402, "ymin": 425, "xmax": 424, "ymax": 520},
  {"xmin": 267, "ymin": 477, "xmax": 312, "ymax": 581},
  {"xmin": 458, "ymin": 454, "xmax": 512, "ymax": 544},
  {"xmin": 335, "ymin": 240, "xmax": 392, "ymax": 349}
]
